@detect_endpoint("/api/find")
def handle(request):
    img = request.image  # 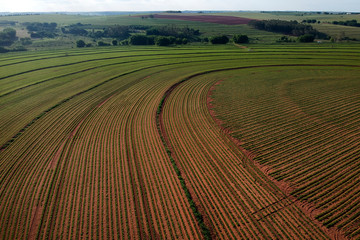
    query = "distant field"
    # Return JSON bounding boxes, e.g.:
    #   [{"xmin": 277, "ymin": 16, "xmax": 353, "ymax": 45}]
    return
[
  {"xmin": 217, "ymin": 12, "xmax": 360, "ymax": 23},
  {"xmin": 314, "ymin": 23, "xmax": 360, "ymax": 40},
  {"xmin": 1, "ymin": 44, "xmax": 359, "ymax": 239},
  {"xmin": 216, "ymin": 12, "xmax": 360, "ymax": 40},
  {"xmin": 1, "ymin": 12, "xmax": 360, "ymax": 52},
  {"xmin": 139, "ymin": 14, "xmax": 254, "ymax": 25},
  {"xmin": 0, "ymin": 13, "xmax": 282, "ymax": 47}
]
